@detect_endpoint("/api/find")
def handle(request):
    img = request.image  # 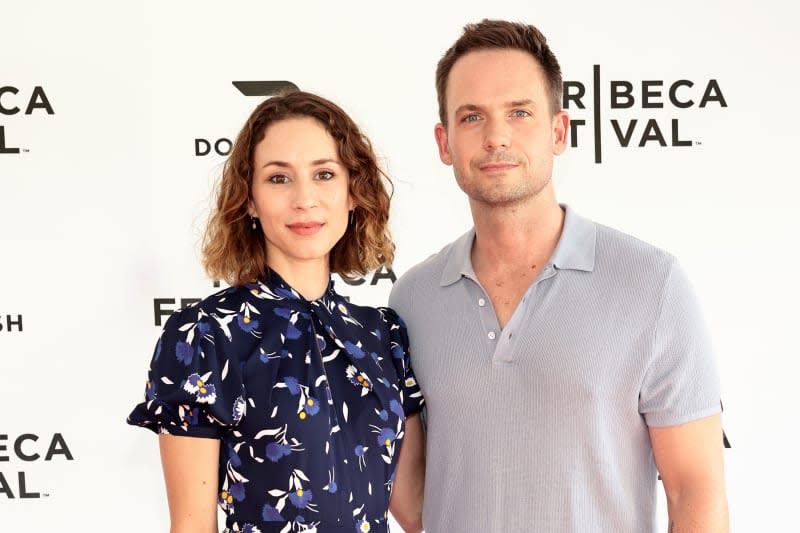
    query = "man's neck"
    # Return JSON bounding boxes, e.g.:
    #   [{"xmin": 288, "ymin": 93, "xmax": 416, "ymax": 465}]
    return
[{"xmin": 470, "ymin": 191, "xmax": 565, "ymax": 272}]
